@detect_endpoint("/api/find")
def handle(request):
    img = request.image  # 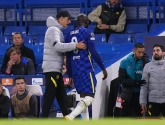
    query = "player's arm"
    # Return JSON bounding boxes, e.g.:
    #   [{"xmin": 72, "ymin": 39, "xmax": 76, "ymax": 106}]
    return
[
  {"xmin": 87, "ymin": 34, "xmax": 107, "ymax": 80},
  {"xmin": 51, "ymin": 27, "xmax": 86, "ymax": 52}
]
